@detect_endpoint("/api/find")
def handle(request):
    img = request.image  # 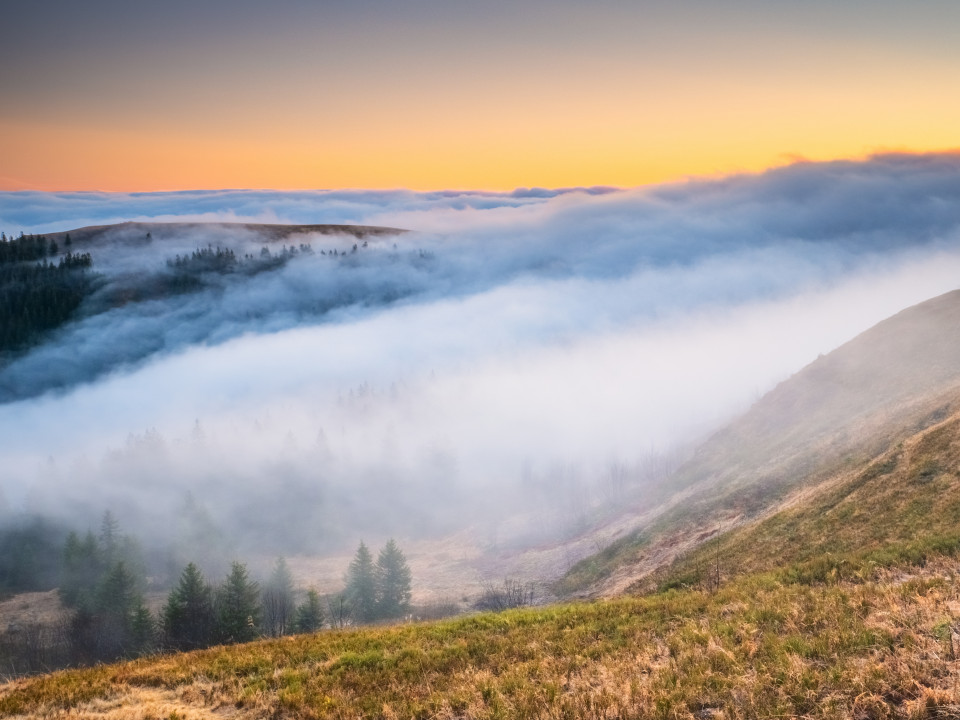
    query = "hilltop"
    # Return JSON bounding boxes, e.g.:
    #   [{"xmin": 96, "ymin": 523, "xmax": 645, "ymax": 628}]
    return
[{"xmin": 42, "ymin": 221, "xmax": 406, "ymax": 248}]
